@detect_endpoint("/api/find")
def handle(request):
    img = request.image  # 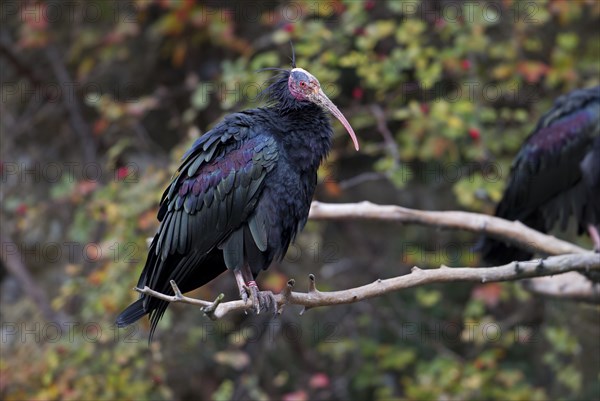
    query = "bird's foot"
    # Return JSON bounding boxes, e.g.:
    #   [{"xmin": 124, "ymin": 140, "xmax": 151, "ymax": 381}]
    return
[{"xmin": 242, "ymin": 281, "xmax": 276, "ymax": 314}]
